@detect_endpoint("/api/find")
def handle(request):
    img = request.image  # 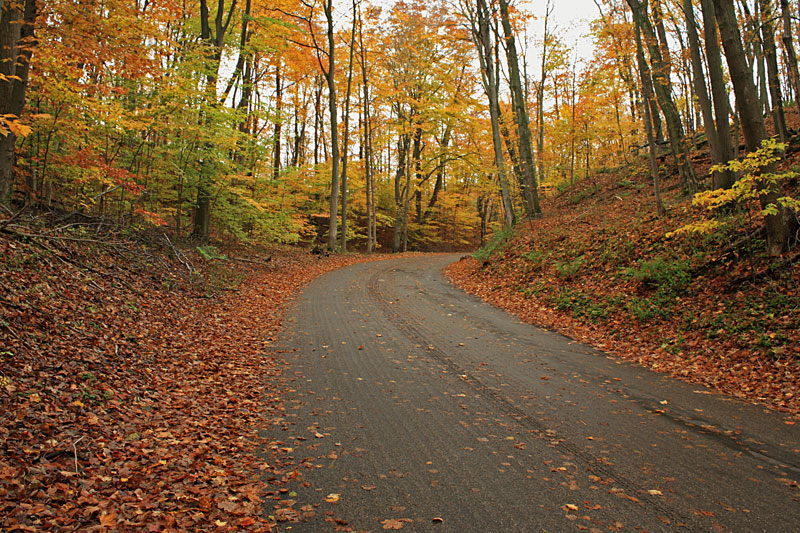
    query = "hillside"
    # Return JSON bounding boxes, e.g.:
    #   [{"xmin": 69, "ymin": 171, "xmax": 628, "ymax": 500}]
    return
[{"xmin": 446, "ymin": 137, "xmax": 800, "ymax": 416}]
